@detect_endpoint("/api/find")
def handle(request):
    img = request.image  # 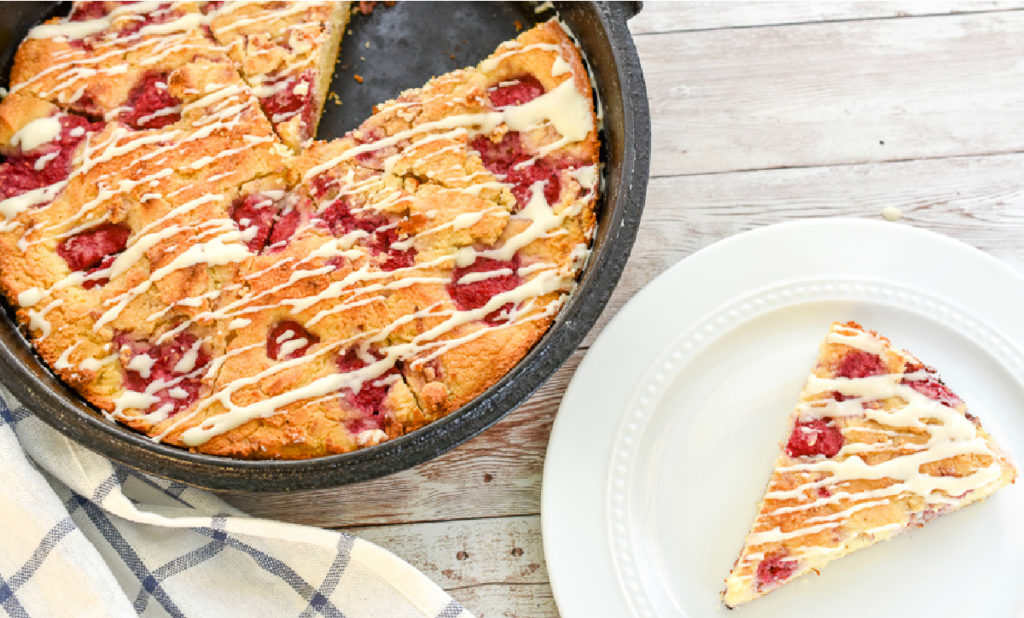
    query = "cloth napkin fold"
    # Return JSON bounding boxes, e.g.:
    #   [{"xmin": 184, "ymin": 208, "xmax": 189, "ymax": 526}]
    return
[{"xmin": 0, "ymin": 386, "xmax": 472, "ymax": 618}]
